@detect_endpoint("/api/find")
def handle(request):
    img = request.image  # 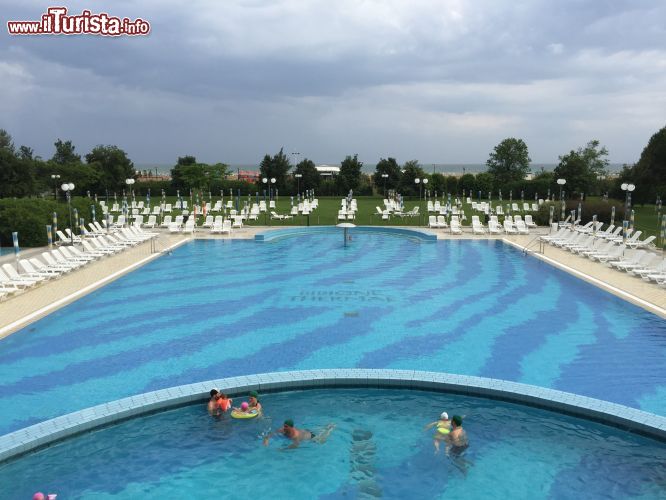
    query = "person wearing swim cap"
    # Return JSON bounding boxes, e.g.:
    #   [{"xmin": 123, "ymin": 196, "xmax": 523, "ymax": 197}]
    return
[
  {"xmin": 424, "ymin": 412, "xmax": 452, "ymax": 453},
  {"xmin": 248, "ymin": 391, "xmax": 262, "ymax": 415},
  {"xmin": 263, "ymin": 419, "xmax": 335, "ymax": 449}
]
